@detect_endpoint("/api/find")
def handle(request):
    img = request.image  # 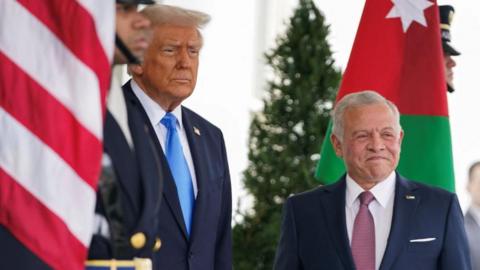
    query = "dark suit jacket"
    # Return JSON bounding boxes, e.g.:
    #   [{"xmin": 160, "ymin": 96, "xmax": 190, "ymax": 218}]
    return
[
  {"xmin": 122, "ymin": 81, "xmax": 232, "ymax": 270},
  {"xmin": 89, "ymin": 85, "xmax": 164, "ymax": 259},
  {"xmin": 465, "ymin": 209, "xmax": 480, "ymax": 270},
  {"xmin": 274, "ymin": 173, "xmax": 471, "ymax": 270}
]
